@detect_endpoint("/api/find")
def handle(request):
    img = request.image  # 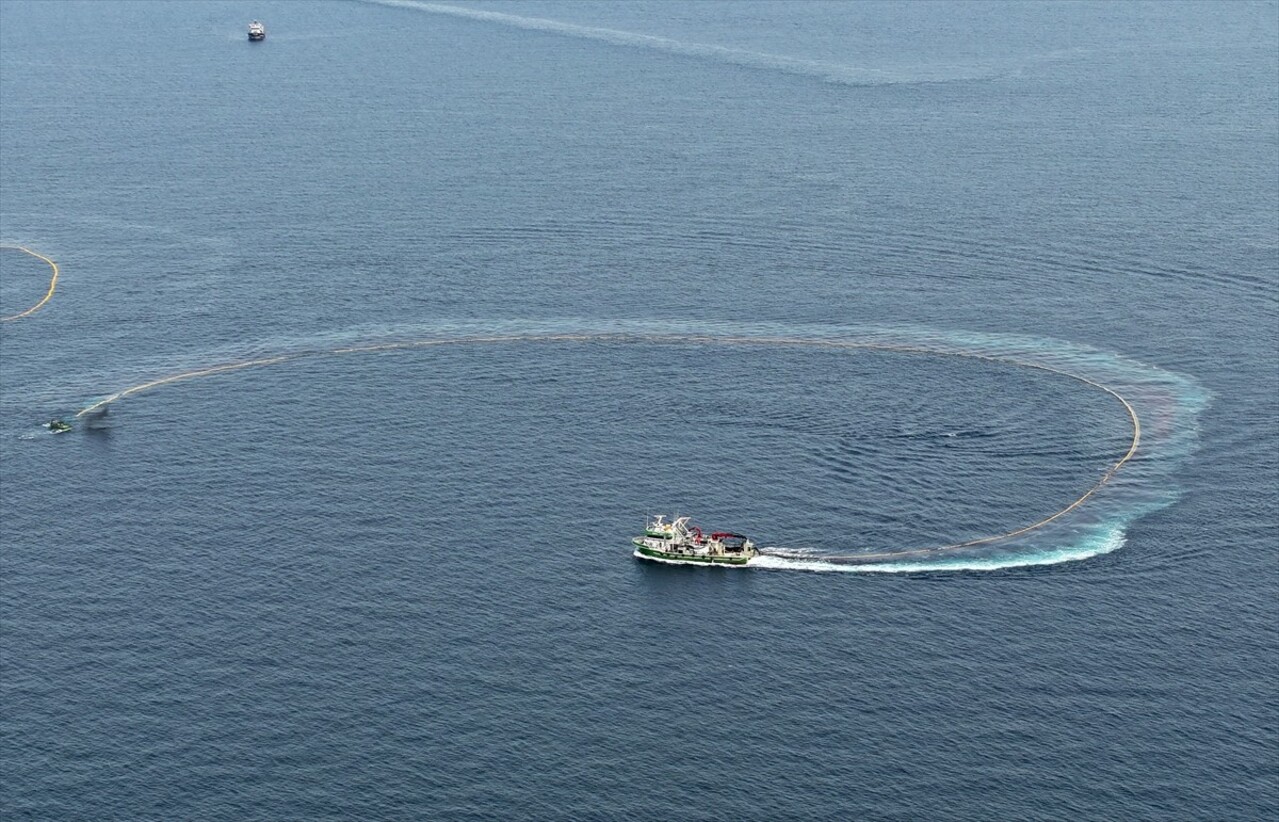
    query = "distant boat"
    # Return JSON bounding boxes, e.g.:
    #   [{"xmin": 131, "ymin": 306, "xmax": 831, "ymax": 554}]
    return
[{"xmin": 248, "ymin": 20, "xmax": 266, "ymax": 41}]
